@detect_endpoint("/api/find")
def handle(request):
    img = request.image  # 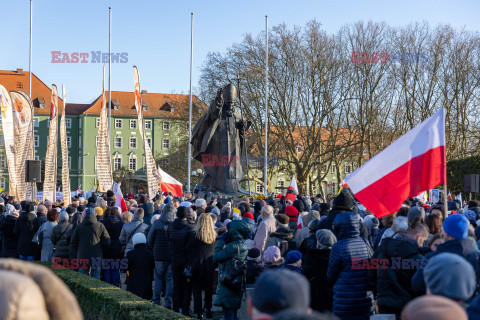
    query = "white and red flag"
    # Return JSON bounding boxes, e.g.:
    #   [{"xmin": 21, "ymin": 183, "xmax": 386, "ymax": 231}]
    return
[
  {"xmin": 113, "ymin": 182, "xmax": 128, "ymax": 213},
  {"xmin": 158, "ymin": 166, "xmax": 183, "ymax": 197},
  {"xmin": 345, "ymin": 108, "xmax": 446, "ymax": 218}
]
